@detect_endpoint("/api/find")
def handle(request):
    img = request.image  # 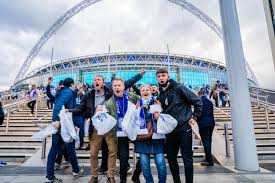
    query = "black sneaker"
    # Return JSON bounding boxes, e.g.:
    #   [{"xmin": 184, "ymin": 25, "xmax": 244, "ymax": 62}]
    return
[
  {"xmin": 131, "ymin": 169, "xmax": 141, "ymax": 183},
  {"xmin": 131, "ymin": 174, "xmax": 141, "ymax": 183},
  {"xmin": 201, "ymin": 161, "xmax": 214, "ymax": 166},
  {"xmin": 45, "ymin": 178, "xmax": 63, "ymax": 183}
]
